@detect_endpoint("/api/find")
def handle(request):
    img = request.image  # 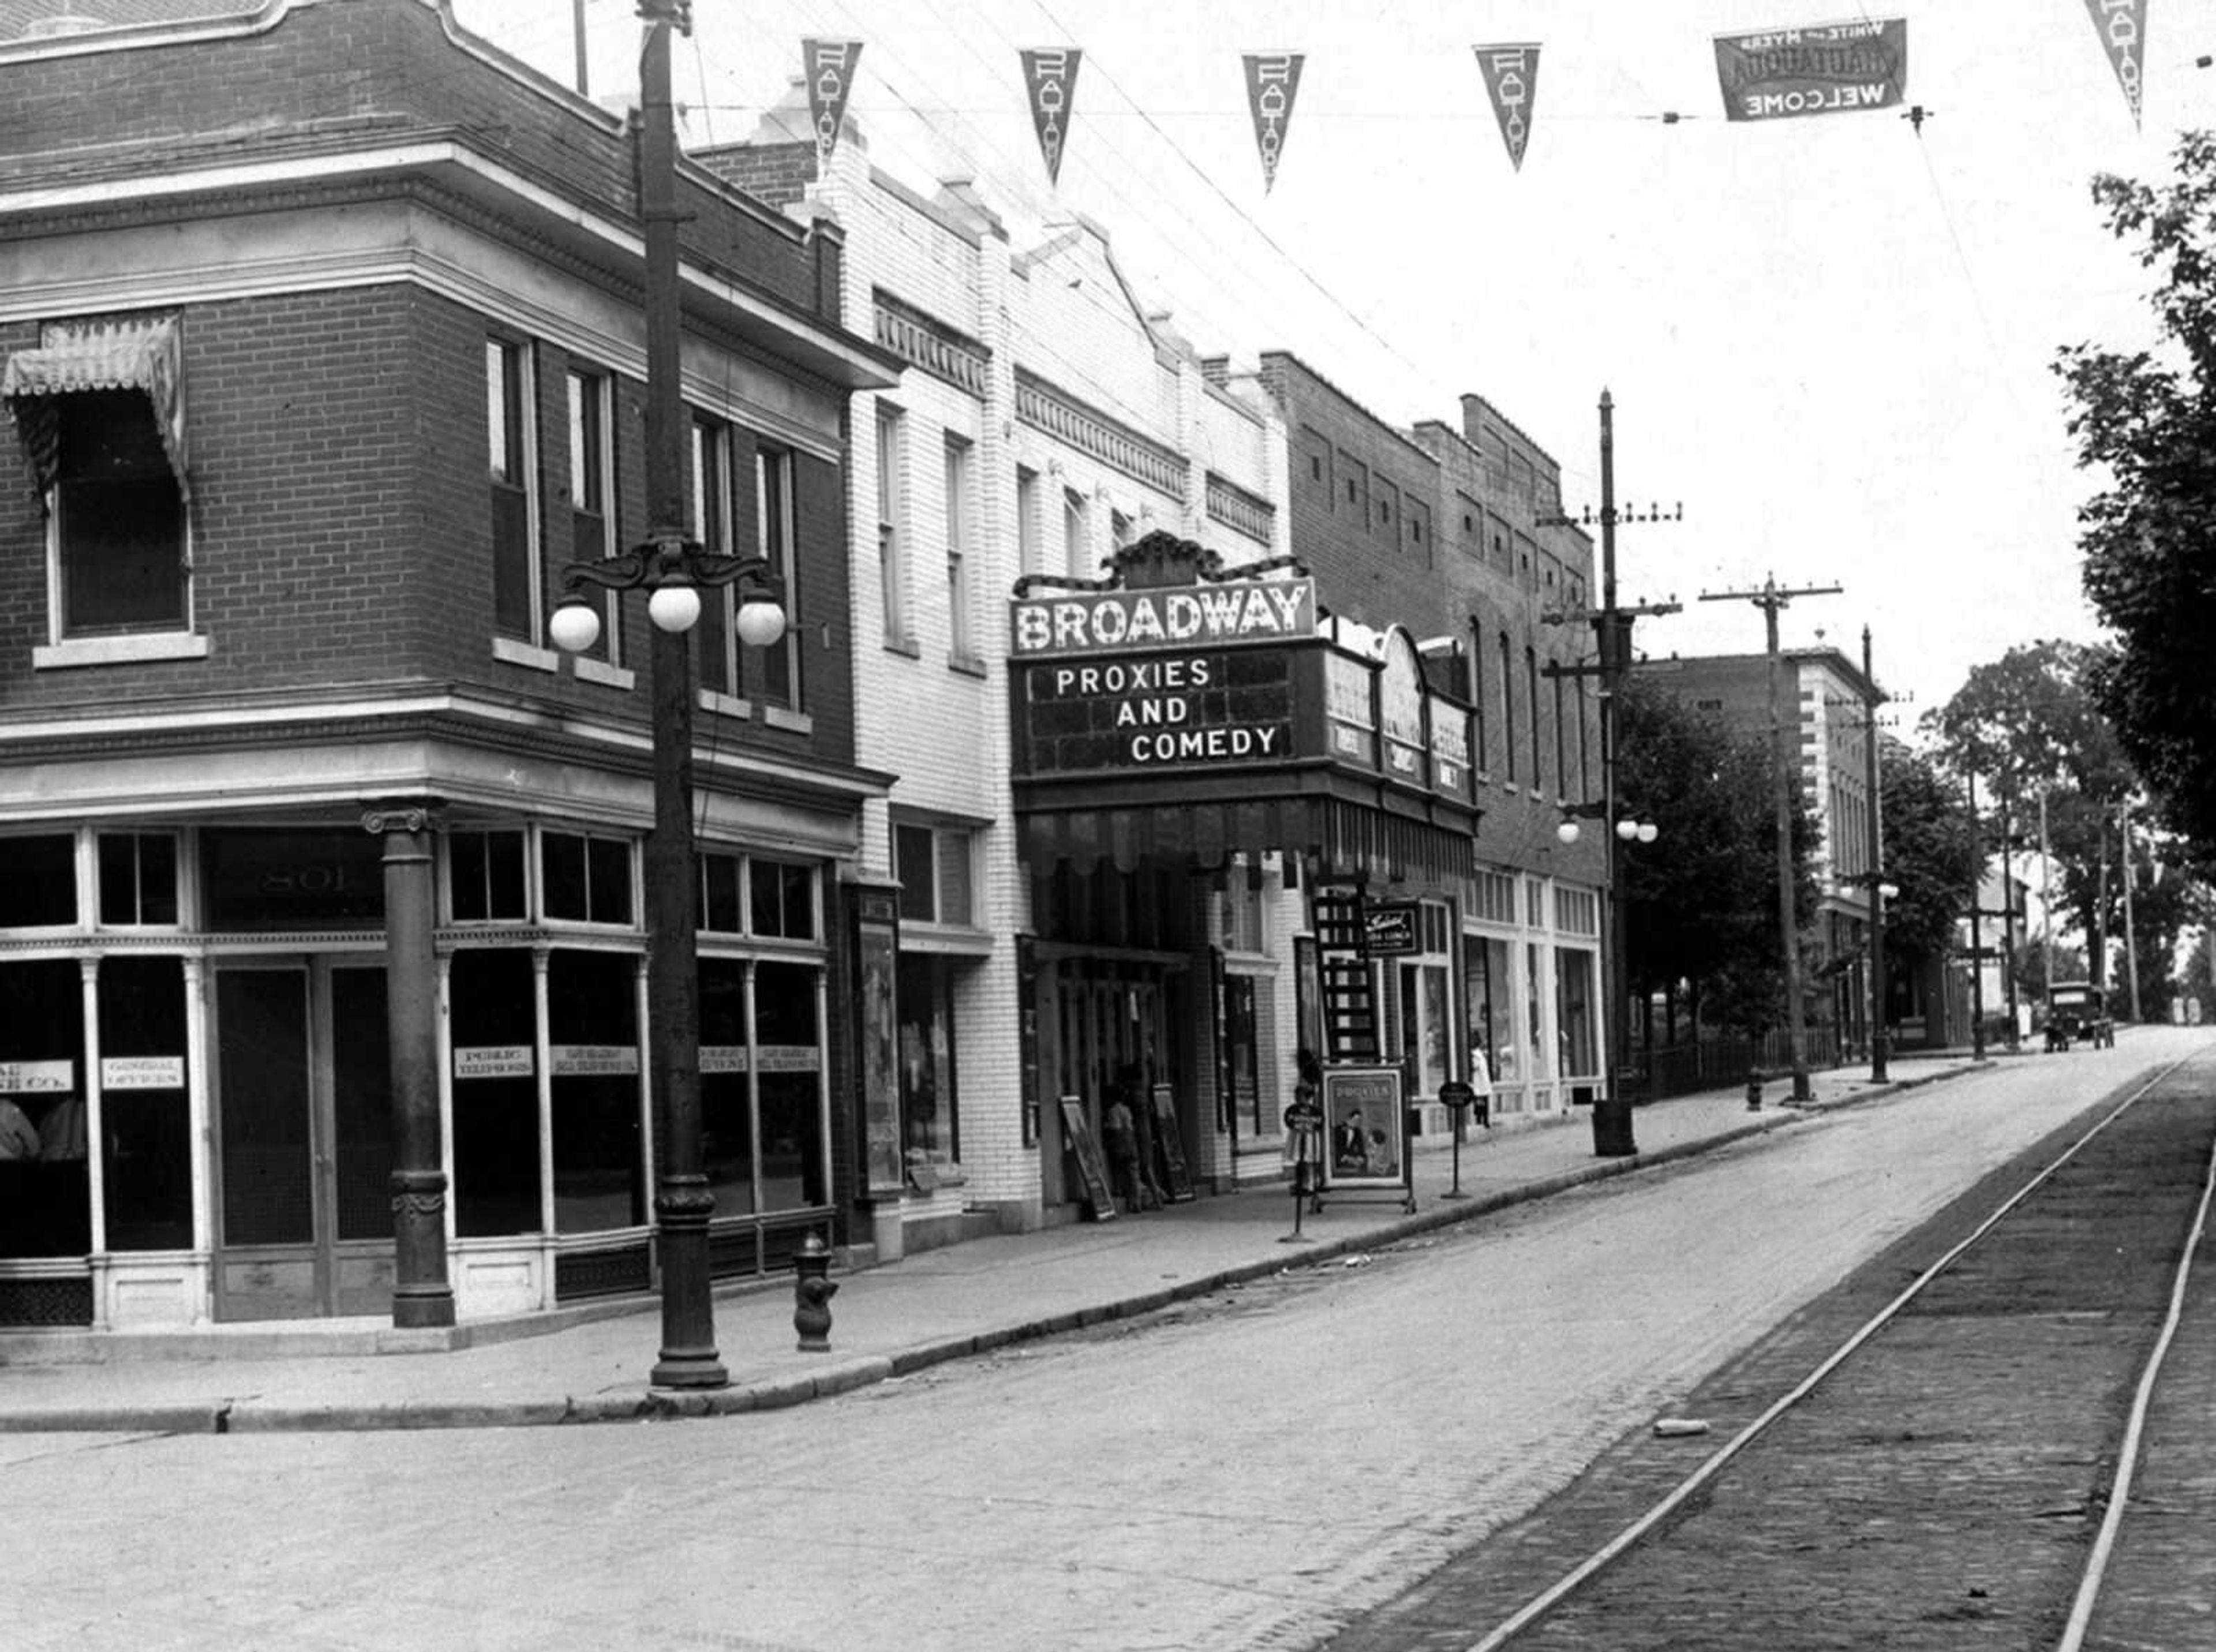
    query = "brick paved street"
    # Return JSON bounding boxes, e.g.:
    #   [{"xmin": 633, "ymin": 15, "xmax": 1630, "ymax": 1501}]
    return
[{"xmin": 7, "ymin": 1045, "xmax": 2191, "ymax": 1652}]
